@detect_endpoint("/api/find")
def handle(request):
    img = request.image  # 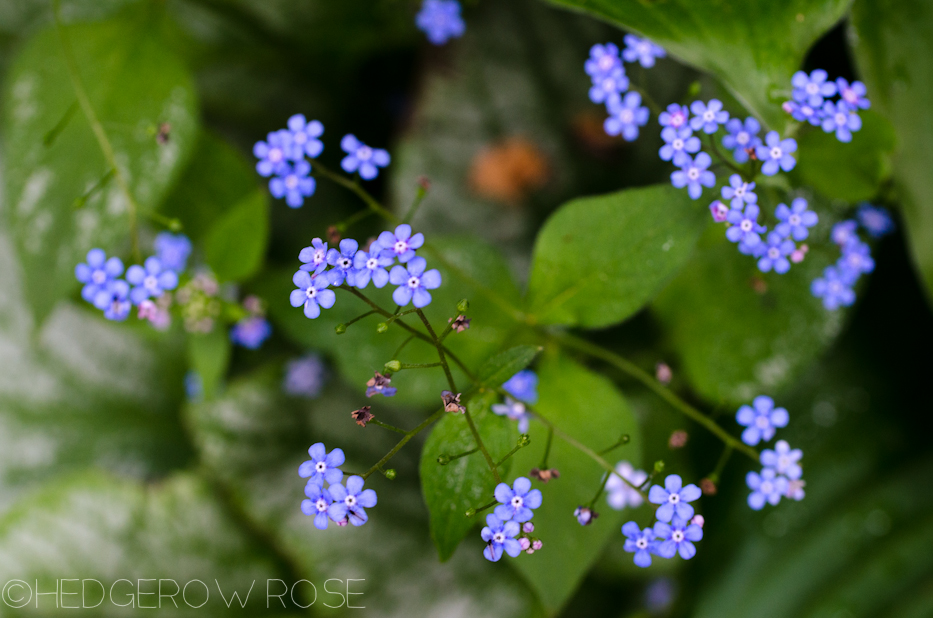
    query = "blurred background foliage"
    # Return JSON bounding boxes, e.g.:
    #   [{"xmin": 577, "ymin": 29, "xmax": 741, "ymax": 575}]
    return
[{"xmin": 0, "ymin": 0, "xmax": 931, "ymax": 616}]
